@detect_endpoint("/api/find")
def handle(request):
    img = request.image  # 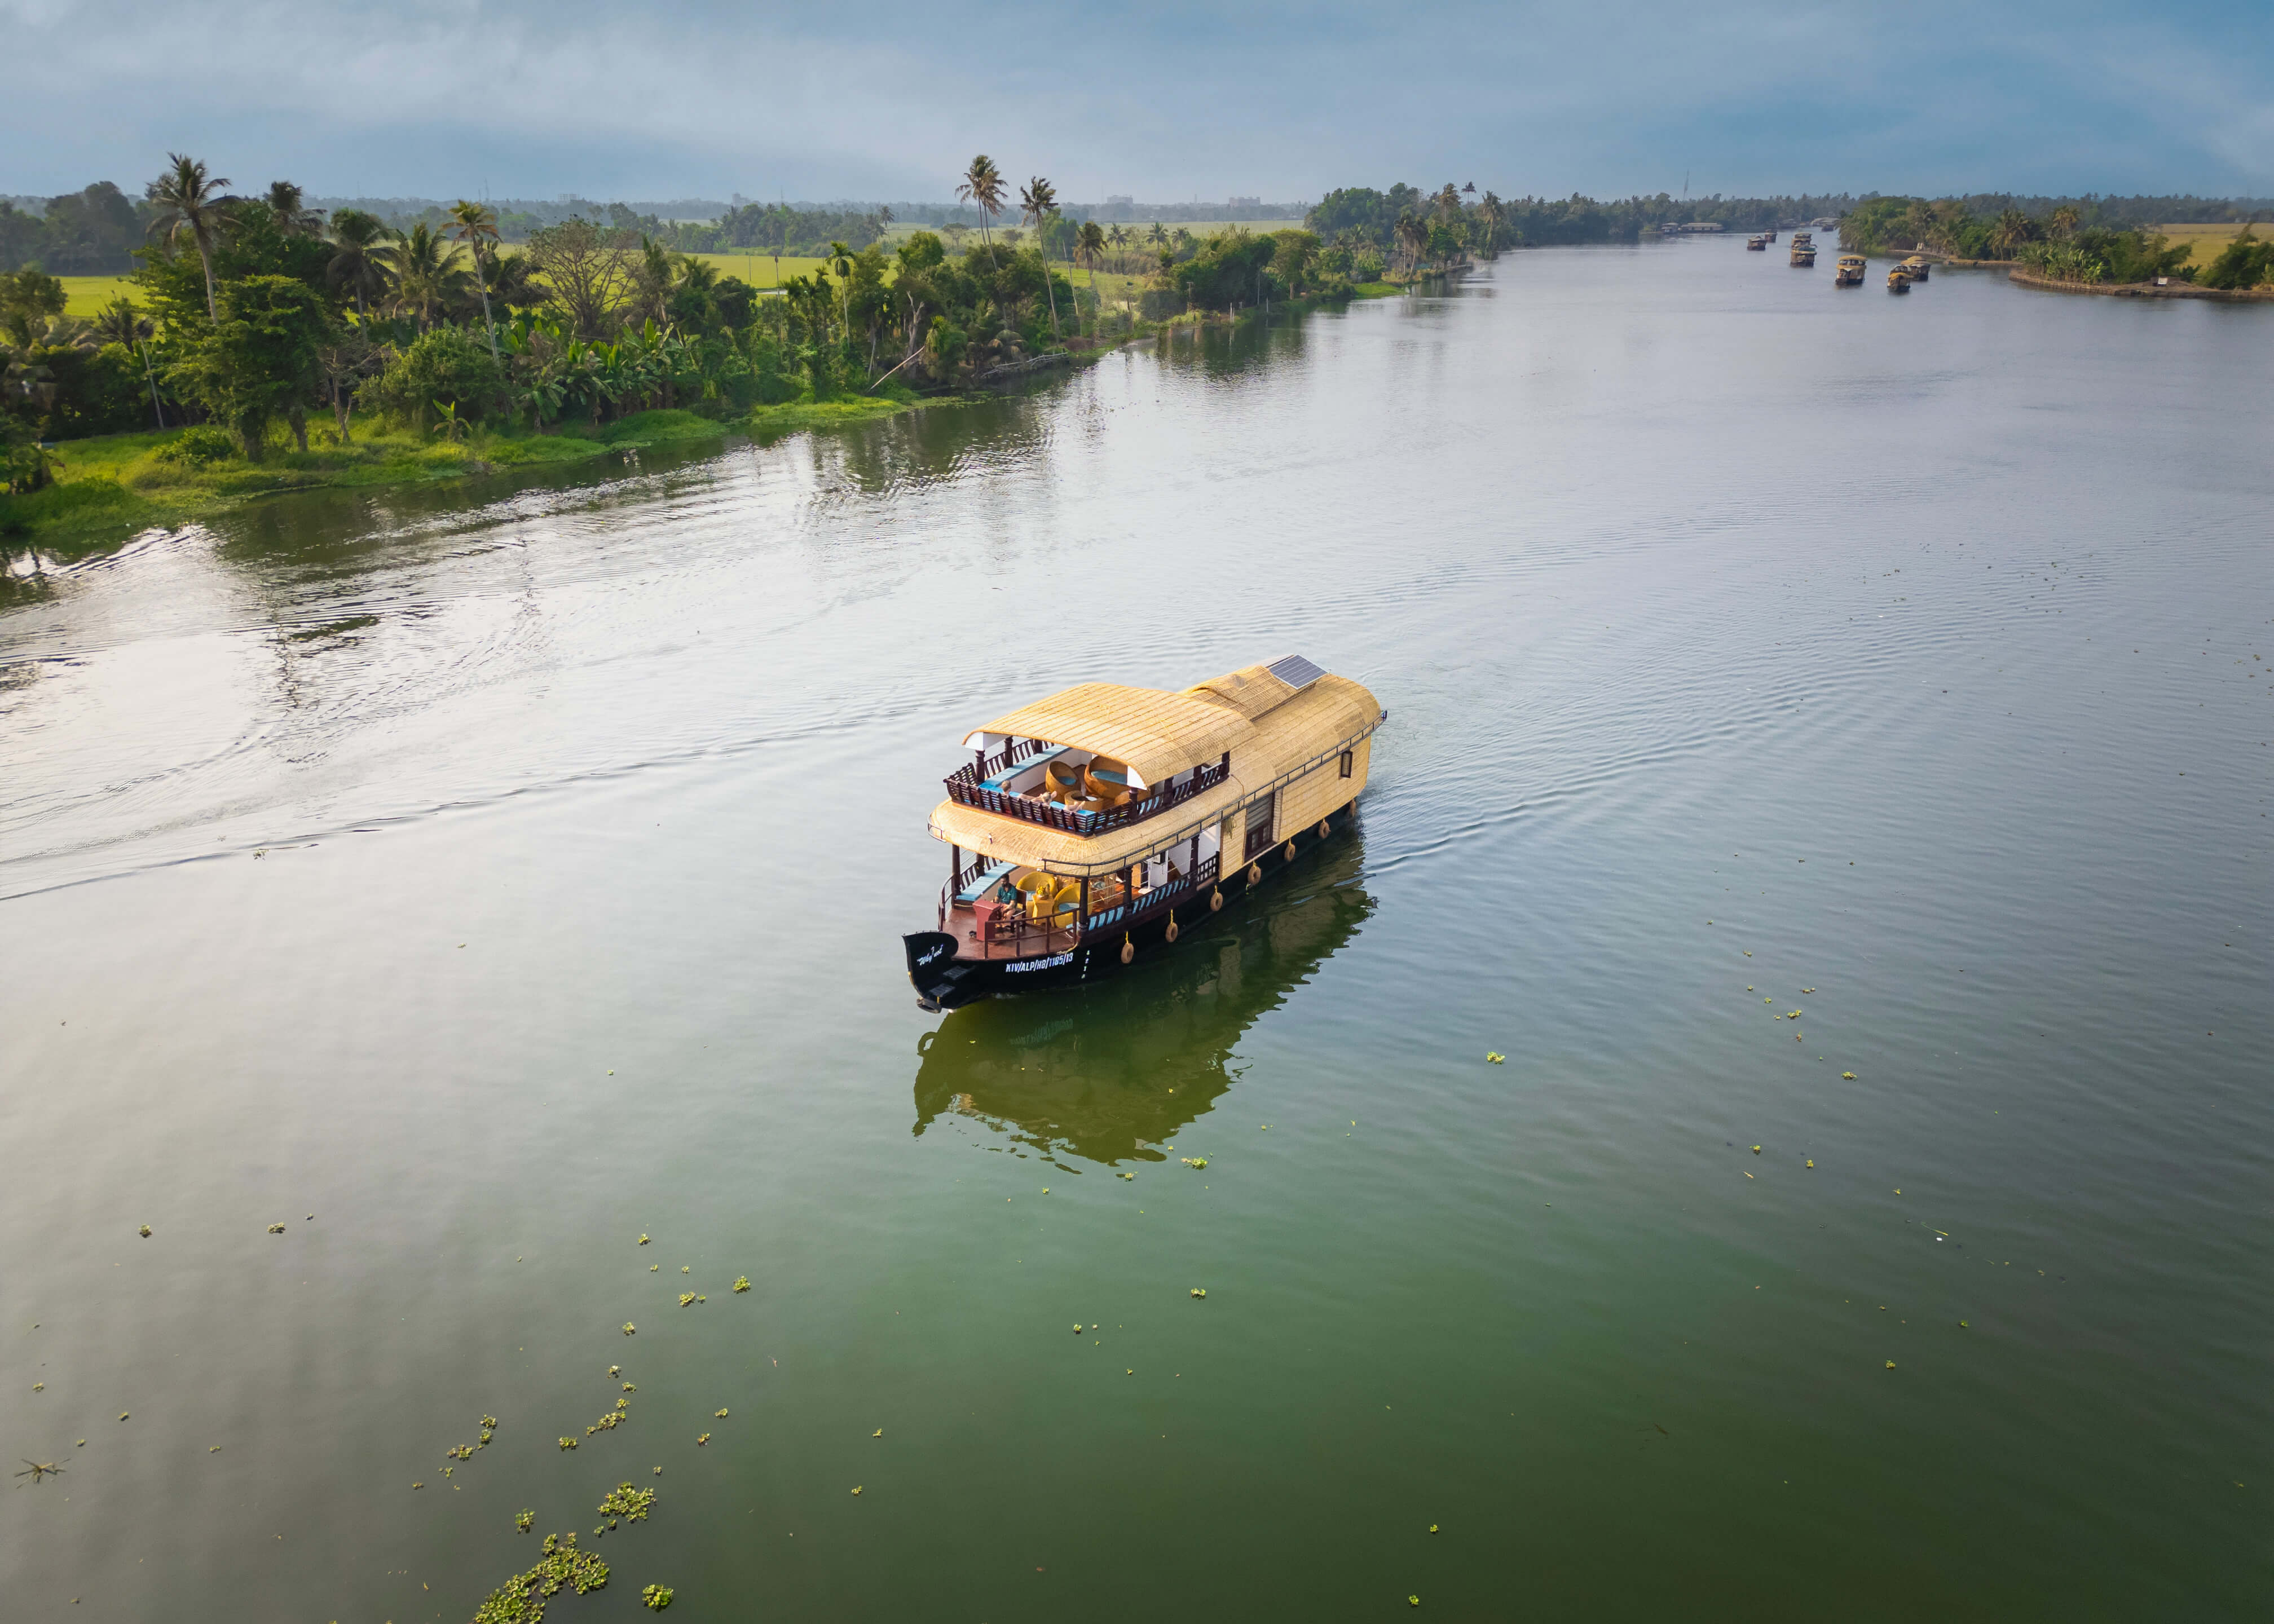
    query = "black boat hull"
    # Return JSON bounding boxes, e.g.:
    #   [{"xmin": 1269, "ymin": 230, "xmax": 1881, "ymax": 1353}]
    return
[{"xmin": 904, "ymin": 804, "xmax": 1354, "ymax": 1010}]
